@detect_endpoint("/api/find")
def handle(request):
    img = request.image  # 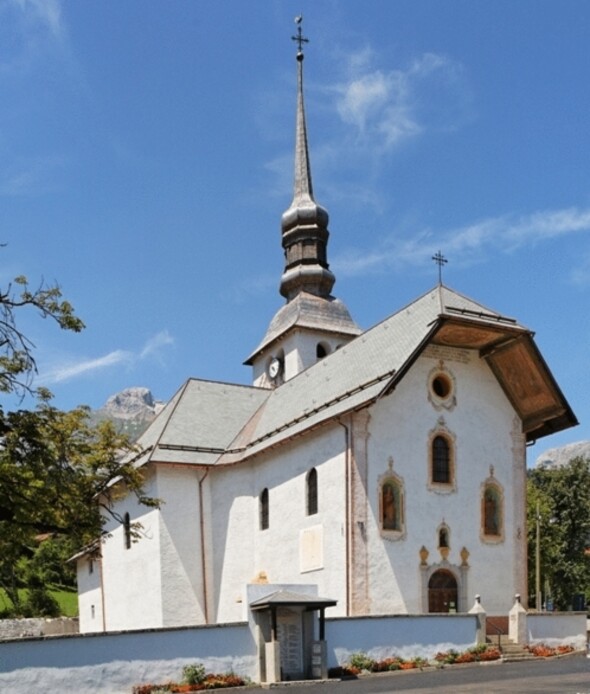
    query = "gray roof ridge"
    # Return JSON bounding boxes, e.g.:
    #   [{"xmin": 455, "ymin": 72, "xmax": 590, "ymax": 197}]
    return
[
  {"xmin": 183, "ymin": 375, "xmax": 266, "ymax": 392},
  {"xmin": 149, "ymin": 379, "xmax": 192, "ymax": 454}
]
